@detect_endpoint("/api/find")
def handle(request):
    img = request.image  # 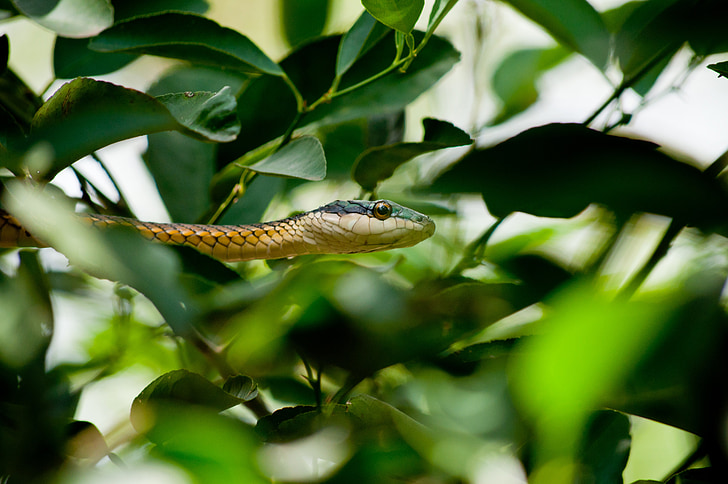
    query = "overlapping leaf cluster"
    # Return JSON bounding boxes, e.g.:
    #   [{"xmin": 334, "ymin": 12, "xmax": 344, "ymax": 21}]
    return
[{"xmin": 1, "ymin": 0, "xmax": 728, "ymax": 483}]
